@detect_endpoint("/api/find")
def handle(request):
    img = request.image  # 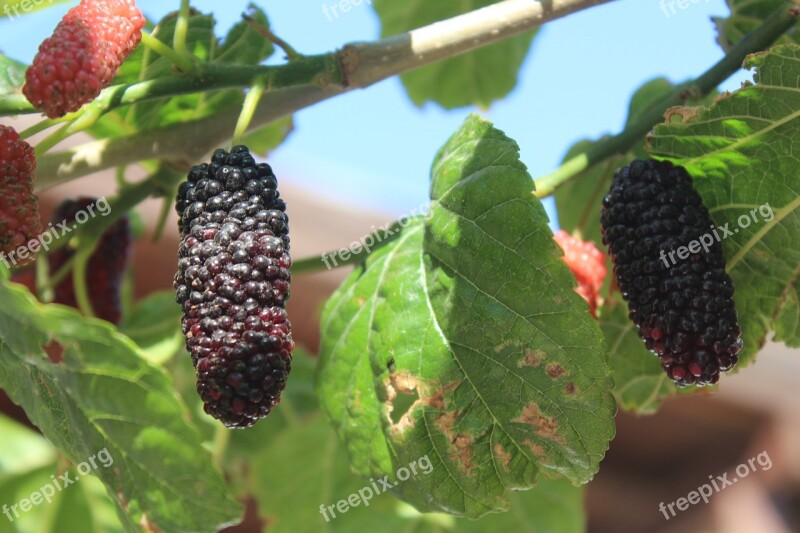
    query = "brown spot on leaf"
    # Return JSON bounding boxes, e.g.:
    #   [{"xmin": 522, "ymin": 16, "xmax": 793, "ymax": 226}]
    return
[
  {"xmin": 426, "ymin": 380, "xmax": 458, "ymax": 410},
  {"xmin": 663, "ymin": 105, "xmax": 702, "ymax": 124},
  {"xmin": 453, "ymin": 433, "xmax": 476, "ymax": 474},
  {"xmin": 522, "ymin": 439, "xmax": 546, "ymax": 457},
  {"xmin": 513, "ymin": 402, "xmax": 564, "ymax": 444},
  {"xmin": 437, "ymin": 410, "xmax": 476, "ymax": 474},
  {"xmin": 385, "ymin": 374, "xmax": 461, "ymax": 435},
  {"xmin": 493, "ymin": 444, "xmax": 512, "ymax": 469},
  {"xmin": 389, "ymin": 371, "xmax": 419, "ymax": 395},
  {"xmin": 565, "ymin": 382, "xmax": 576, "ymax": 395},
  {"xmin": 494, "ymin": 340, "xmax": 512, "ymax": 353},
  {"xmin": 713, "ymin": 91, "xmax": 732, "ymax": 105},
  {"xmin": 385, "ymin": 372, "xmax": 420, "ymax": 434},
  {"xmin": 437, "ymin": 410, "xmax": 458, "ymax": 434},
  {"xmin": 546, "ymin": 363, "xmax": 565, "ymax": 379},
  {"xmin": 519, "ymin": 349, "xmax": 545, "ymax": 368},
  {"xmin": 138, "ymin": 513, "xmax": 159, "ymax": 533}
]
